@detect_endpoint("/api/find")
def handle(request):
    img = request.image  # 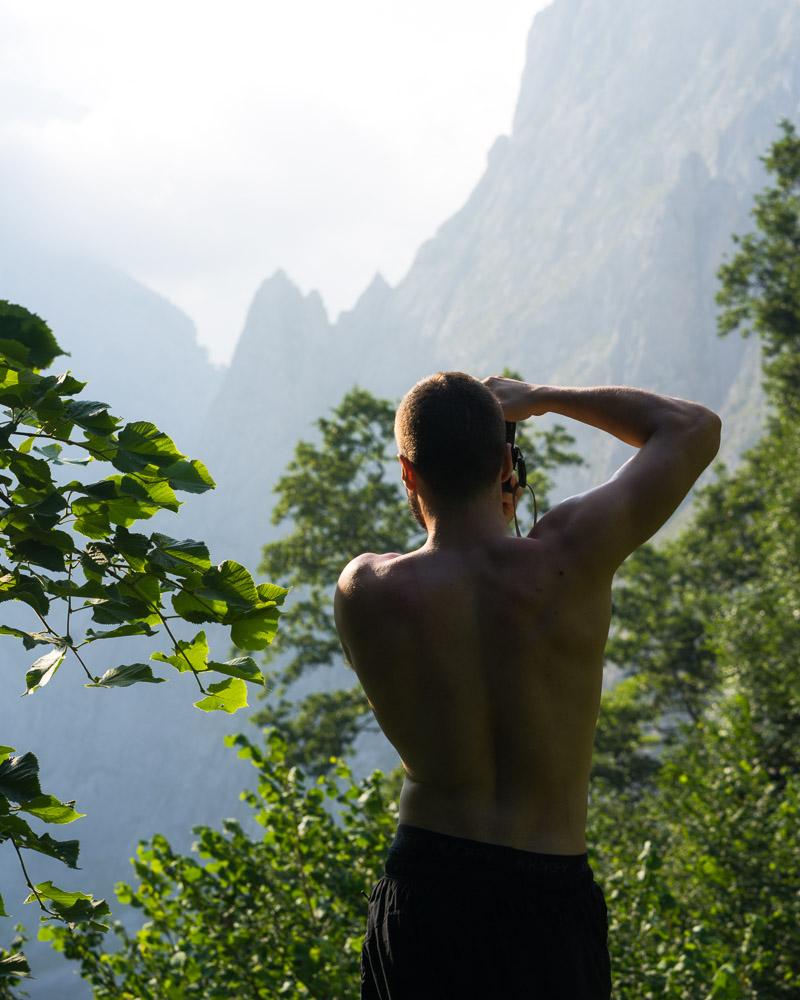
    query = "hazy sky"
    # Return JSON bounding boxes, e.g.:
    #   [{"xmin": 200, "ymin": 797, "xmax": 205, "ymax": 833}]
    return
[{"xmin": 1, "ymin": 1, "xmax": 550, "ymax": 364}]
